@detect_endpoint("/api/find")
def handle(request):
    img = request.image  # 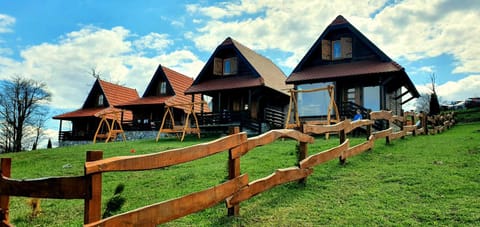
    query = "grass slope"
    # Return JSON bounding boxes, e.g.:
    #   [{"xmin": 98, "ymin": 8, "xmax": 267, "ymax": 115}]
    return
[{"xmin": 1, "ymin": 122, "xmax": 479, "ymax": 226}]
